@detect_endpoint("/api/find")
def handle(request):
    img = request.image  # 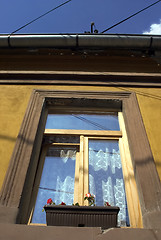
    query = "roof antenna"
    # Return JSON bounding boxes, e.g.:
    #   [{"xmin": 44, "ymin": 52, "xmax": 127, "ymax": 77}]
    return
[
  {"xmin": 91, "ymin": 22, "xmax": 94, "ymax": 33},
  {"xmin": 84, "ymin": 22, "xmax": 98, "ymax": 34},
  {"xmin": 91, "ymin": 22, "xmax": 98, "ymax": 33}
]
